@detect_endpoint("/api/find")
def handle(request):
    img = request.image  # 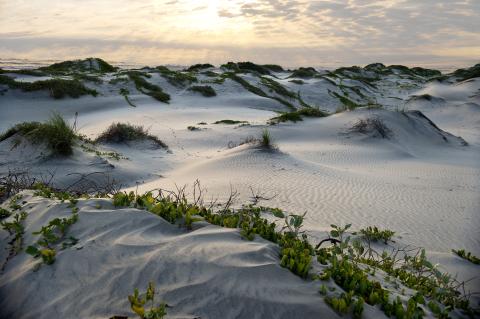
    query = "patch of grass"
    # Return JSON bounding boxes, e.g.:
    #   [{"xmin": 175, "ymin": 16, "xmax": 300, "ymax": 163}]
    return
[
  {"xmin": 289, "ymin": 67, "xmax": 318, "ymax": 78},
  {"xmin": 40, "ymin": 58, "xmax": 116, "ymax": 74},
  {"xmin": 0, "ymin": 68, "xmax": 46, "ymax": 76},
  {"xmin": 452, "ymin": 249, "xmax": 480, "ymax": 265},
  {"xmin": 186, "ymin": 63, "xmax": 214, "ymax": 72},
  {"xmin": 1, "ymin": 113, "xmax": 76, "ymax": 156},
  {"xmin": 155, "ymin": 66, "xmax": 197, "ymax": 87},
  {"xmin": 188, "ymin": 85, "xmax": 216, "ymax": 97},
  {"xmin": 73, "ymin": 73, "xmax": 104, "ymax": 84},
  {"xmin": 213, "ymin": 119, "xmax": 248, "ymax": 125},
  {"xmin": 262, "ymin": 64, "xmax": 284, "ymax": 72},
  {"xmin": 269, "ymin": 107, "xmax": 328, "ymax": 124},
  {"xmin": 237, "ymin": 62, "xmax": 271, "ymax": 75},
  {"xmin": 289, "ymin": 79, "xmax": 305, "ymax": 85},
  {"xmin": 127, "ymin": 71, "xmax": 170, "ymax": 103},
  {"xmin": 201, "ymin": 70, "xmax": 219, "ymax": 77},
  {"xmin": 119, "ymin": 88, "xmax": 136, "ymax": 107},
  {"xmin": 96, "ymin": 123, "xmax": 167, "ymax": 148},
  {"xmin": 260, "ymin": 77, "xmax": 296, "ymax": 98},
  {"xmin": 451, "ymin": 63, "xmax": 480, "ymax": 82},
  {"xmin": 332, "ymin": 91, "xmax": 360, "ymax": 110},
  {"xmin": 0, "ymin": 75, "xmax": 98, "ymax": 99}
]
